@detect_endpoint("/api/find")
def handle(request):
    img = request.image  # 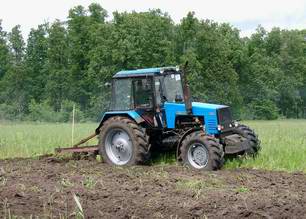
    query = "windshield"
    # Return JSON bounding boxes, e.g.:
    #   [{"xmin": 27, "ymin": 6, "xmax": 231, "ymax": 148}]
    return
[{"xmin": 155, "ymin": 73, "xmax": 184, "ymax": 105}]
